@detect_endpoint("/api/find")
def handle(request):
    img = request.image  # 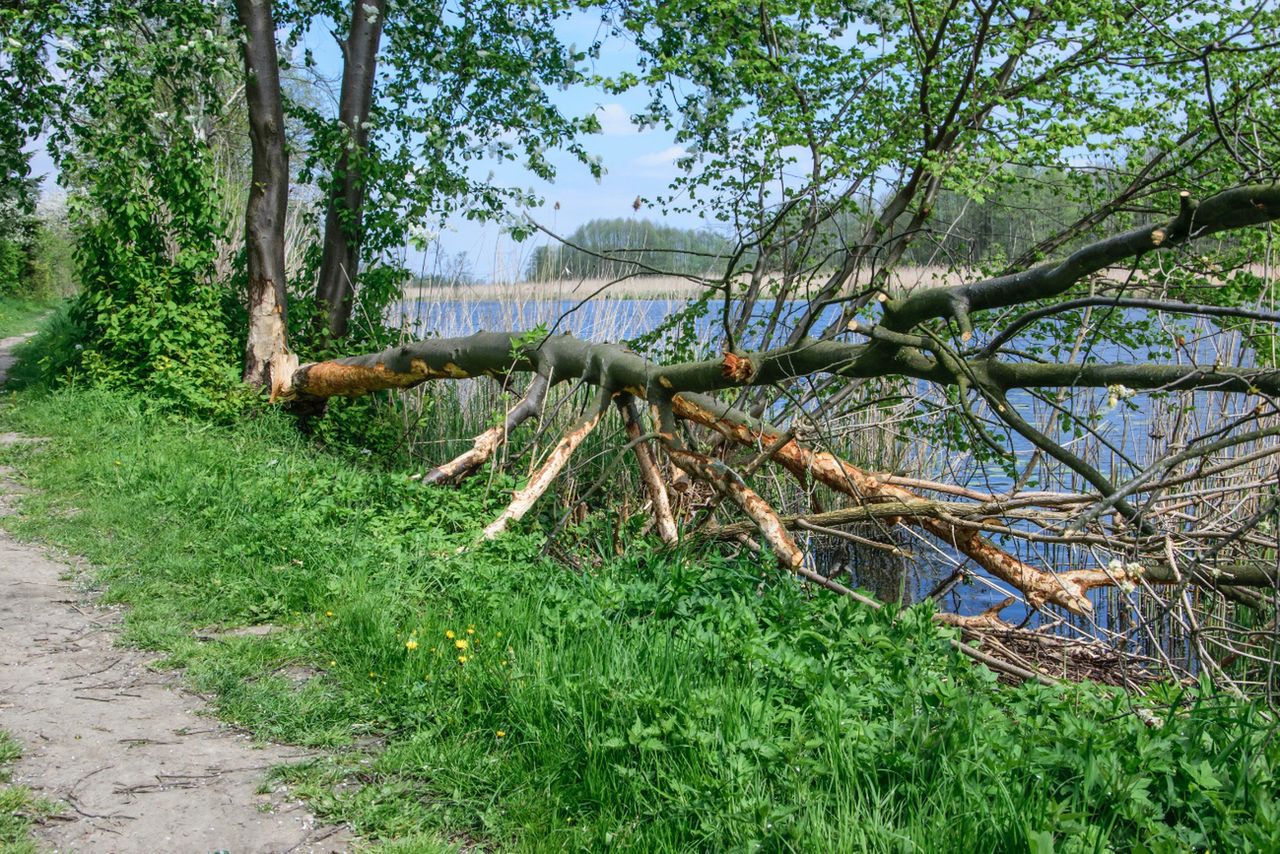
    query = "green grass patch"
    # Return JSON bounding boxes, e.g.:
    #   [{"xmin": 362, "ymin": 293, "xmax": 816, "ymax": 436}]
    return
[
  {"xmin": 0, "ymin": 387, "xmax": 1277, "ymax": 851},
  {"xmin": 0, "ymin": 732, "xmax": 60, "ymax": 853},
  {"xmin": 0, "ymin": 296, "xmax": 59, "ymax": 341}
]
